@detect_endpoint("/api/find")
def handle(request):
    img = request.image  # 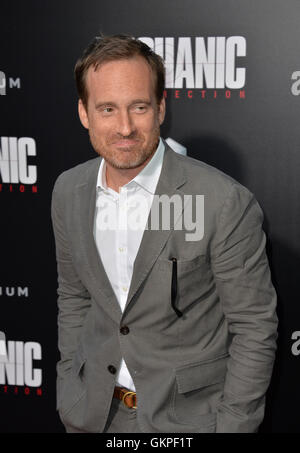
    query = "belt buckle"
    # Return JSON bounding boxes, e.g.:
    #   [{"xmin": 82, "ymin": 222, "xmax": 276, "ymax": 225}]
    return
[{"xmin": 122, "ymin": 390, "xmax": 137, "ymax": 409}]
